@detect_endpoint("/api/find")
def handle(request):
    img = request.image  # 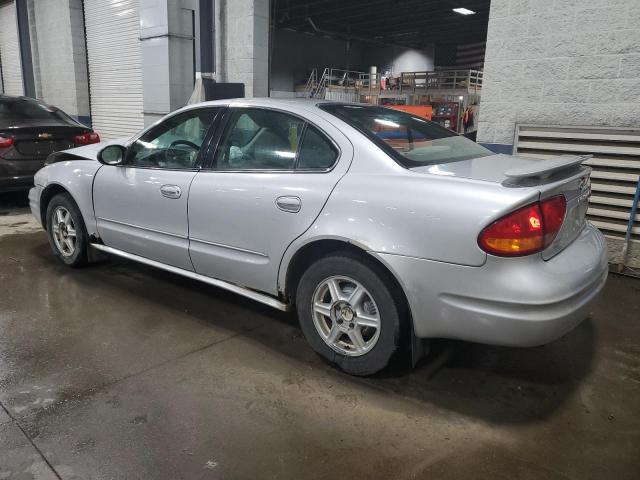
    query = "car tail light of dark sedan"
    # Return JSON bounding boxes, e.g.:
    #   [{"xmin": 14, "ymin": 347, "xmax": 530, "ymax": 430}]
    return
[
  {"xmin": 73, "ymin": 132, "xmax": 100, "ymax": 145},
  {"xmin": 0, "ymin": 135, "xmax": 14, "ymax": 148},
  {"xmin": 478, "ymin": 195, "xmax": 567, "ymax": 257}
]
